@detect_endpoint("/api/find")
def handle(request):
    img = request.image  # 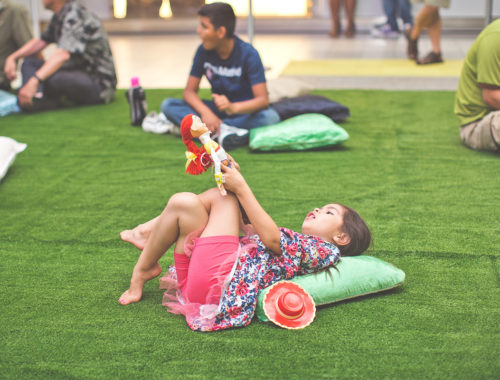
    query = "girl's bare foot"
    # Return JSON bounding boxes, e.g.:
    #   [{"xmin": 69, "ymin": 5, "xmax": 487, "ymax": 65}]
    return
[
  {"xmin": 118, "ymin": 262, "xmax": 162, "ymax": 305},
  {"xmin": 120, "ymin": 225, "xmax": 150, "ymax": 250}
]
